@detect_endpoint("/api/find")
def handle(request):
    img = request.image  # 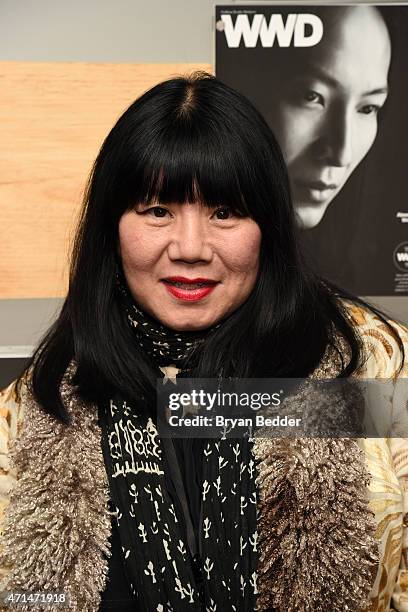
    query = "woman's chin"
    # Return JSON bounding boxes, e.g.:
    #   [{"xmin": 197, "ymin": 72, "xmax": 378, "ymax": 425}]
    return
[
  {"xmin": 294, "ymin": 202, "xmax": 329, "ymax": 229},
  {"xmin": 153, "ymin": 310, "xmax": 220, "ymax": 332}
]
